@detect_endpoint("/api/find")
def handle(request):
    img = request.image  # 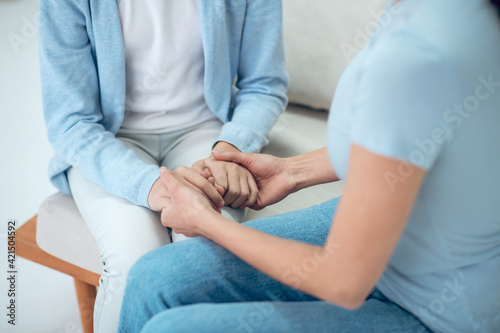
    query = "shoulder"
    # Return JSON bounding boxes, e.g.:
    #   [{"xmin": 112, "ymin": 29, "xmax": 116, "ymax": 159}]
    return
[{"xmin": 361, "ymin": 27, "xmax": 453, "ymax": 100}]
